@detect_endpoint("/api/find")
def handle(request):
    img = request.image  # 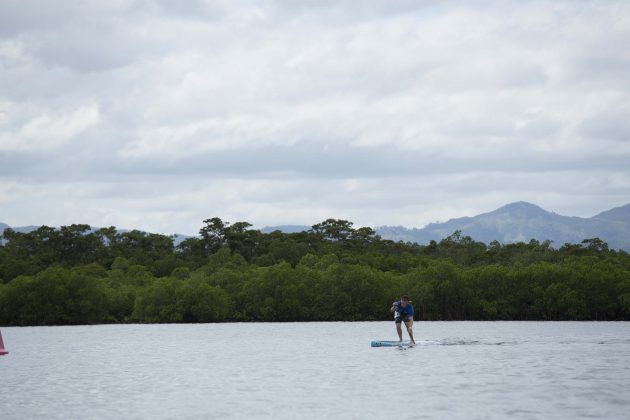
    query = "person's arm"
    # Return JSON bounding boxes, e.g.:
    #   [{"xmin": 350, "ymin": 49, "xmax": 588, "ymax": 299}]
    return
[{"xmin": 390, "ymin": 301, "xmax": 399, "ymax": 312}]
